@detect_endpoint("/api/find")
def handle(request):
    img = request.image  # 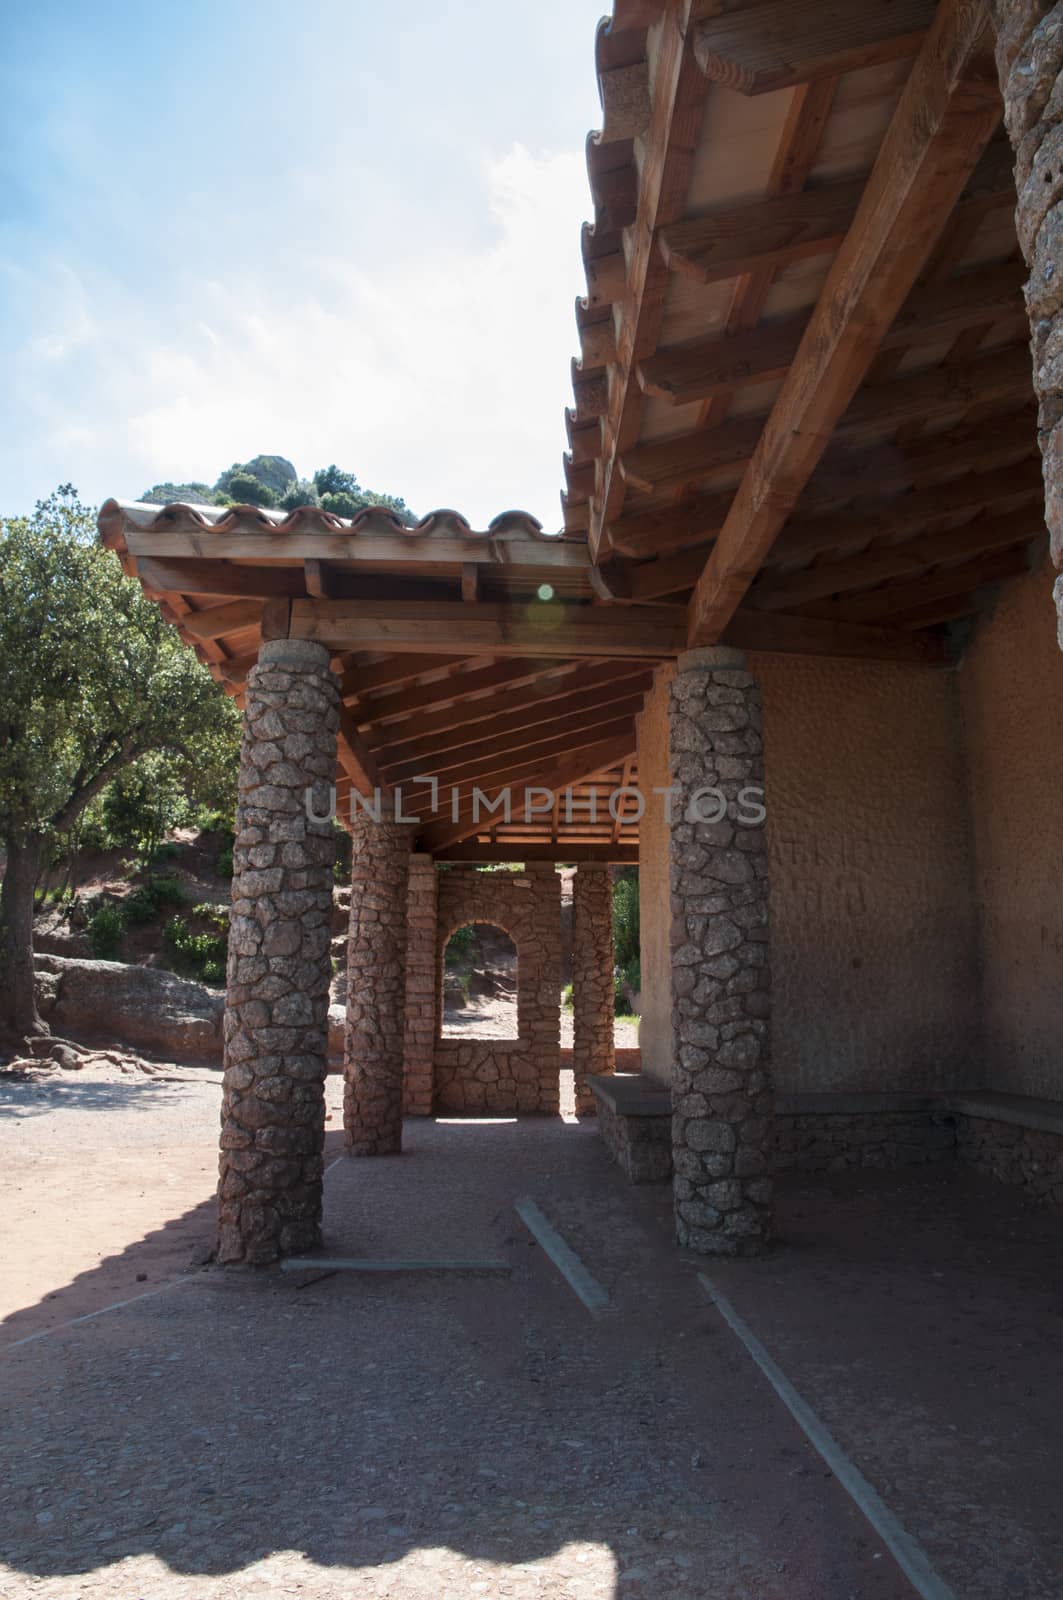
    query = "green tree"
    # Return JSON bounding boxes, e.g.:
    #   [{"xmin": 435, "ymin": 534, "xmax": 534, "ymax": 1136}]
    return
[
  {"xmin": 0, "ymin": 487, "xmax": 240, "ymax": 1040},
  {"xmin": 222, "ymin": 471, "xmax": 276, "ymax": 508}
]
